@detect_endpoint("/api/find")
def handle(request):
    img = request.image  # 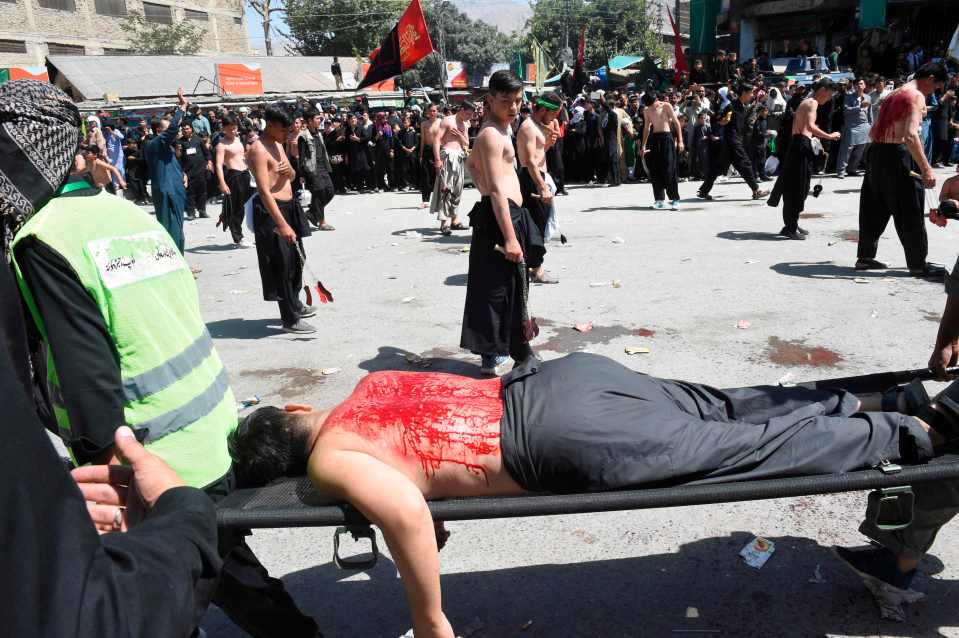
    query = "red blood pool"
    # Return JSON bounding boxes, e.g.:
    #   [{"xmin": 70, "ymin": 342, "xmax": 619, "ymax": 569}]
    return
[
  {"xmin": 767, "ymin": 337, "xmax": 842, "ymax": 368},
  {"xmin": 634, "ymin": 328, "xmax": 656, "ymax": 337}
]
